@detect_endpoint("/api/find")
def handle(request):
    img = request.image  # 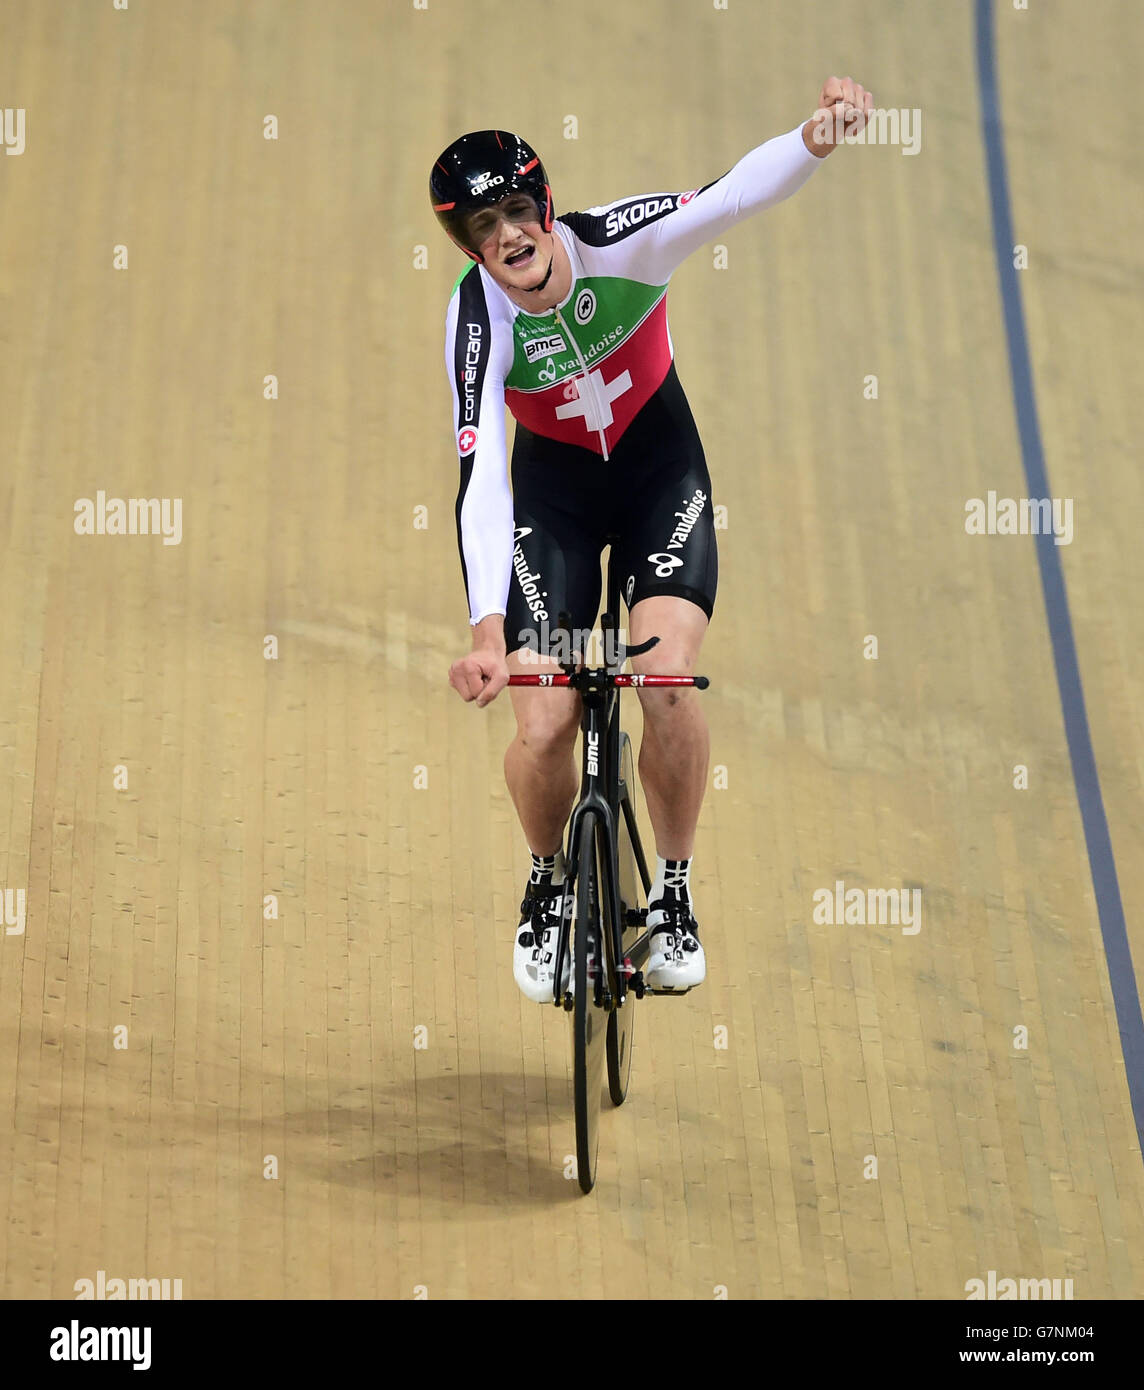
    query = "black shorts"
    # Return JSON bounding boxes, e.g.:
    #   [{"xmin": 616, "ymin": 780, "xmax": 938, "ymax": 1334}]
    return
[{"xmin": 505, "ymin": 363, "xmax": 718, "ymax": 657}]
